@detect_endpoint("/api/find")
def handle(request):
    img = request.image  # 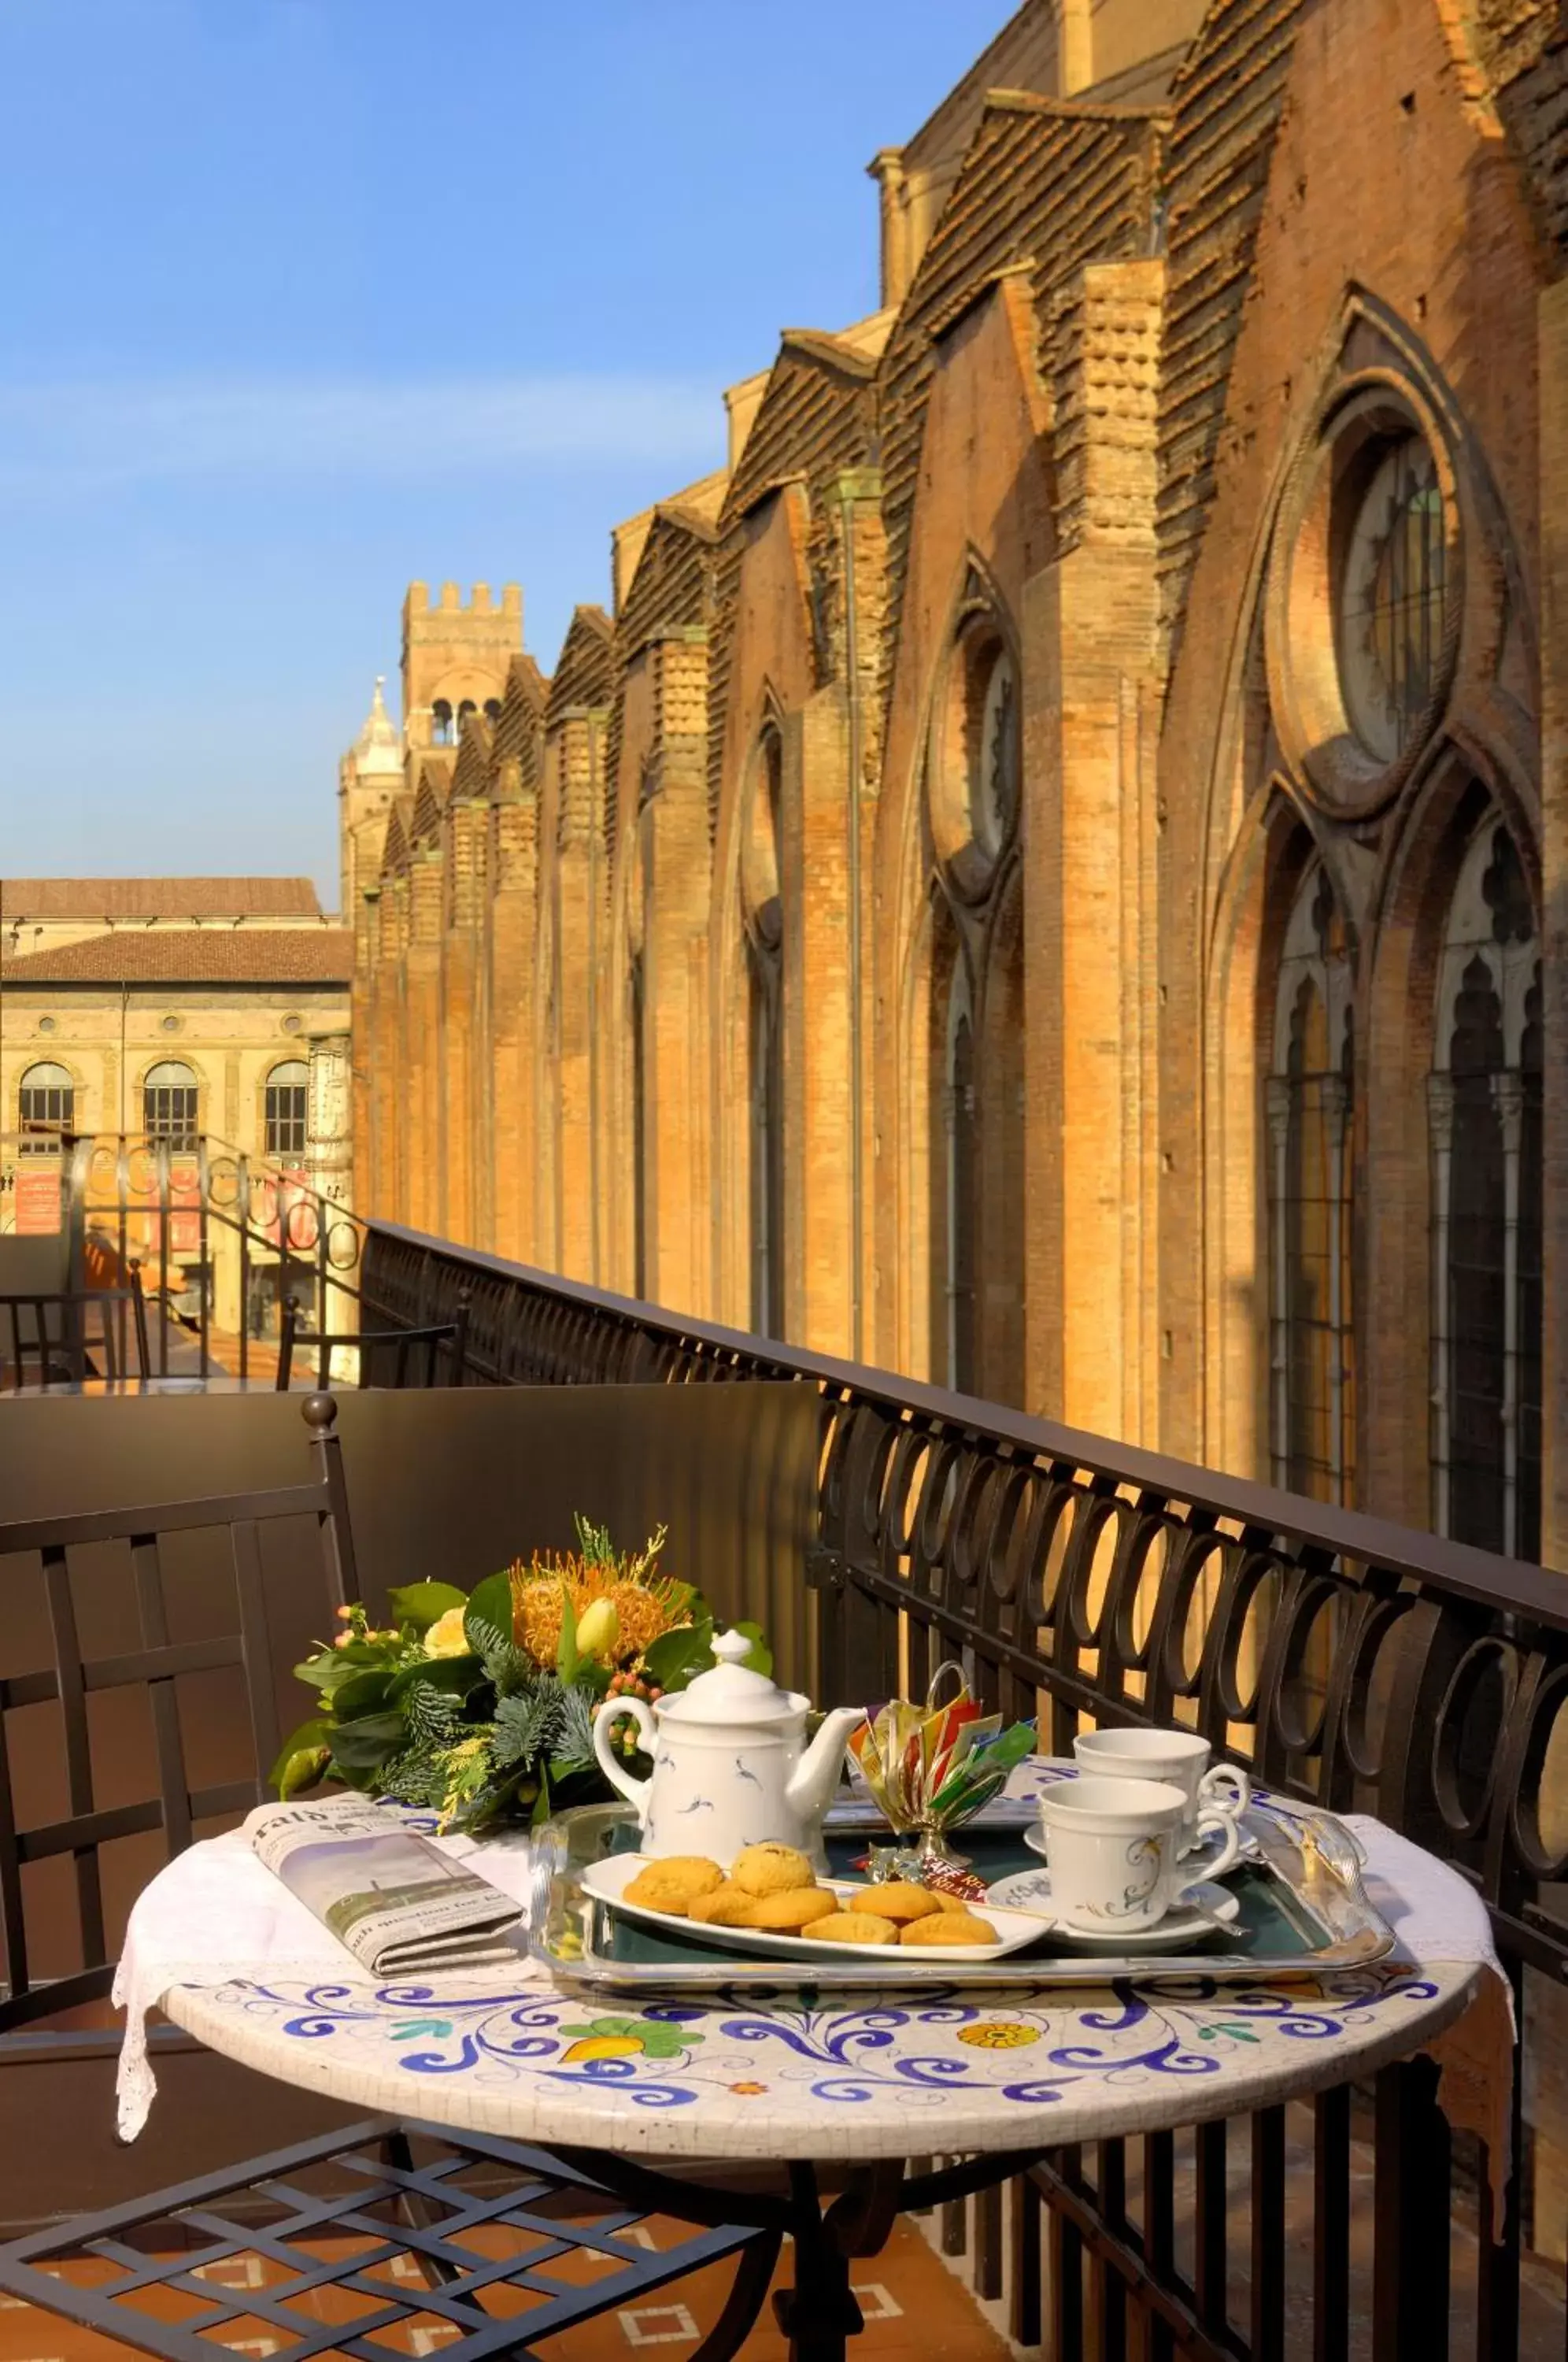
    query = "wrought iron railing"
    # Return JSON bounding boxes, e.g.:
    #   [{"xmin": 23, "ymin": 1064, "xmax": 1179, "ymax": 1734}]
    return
[
  {"xmin": 354, "ymin": 1218, "xmax": 1568, "ymax": 2360},
  {"xmin": 0, "ymin": 1131, "xmax": 367, "ymax": 1379}
]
